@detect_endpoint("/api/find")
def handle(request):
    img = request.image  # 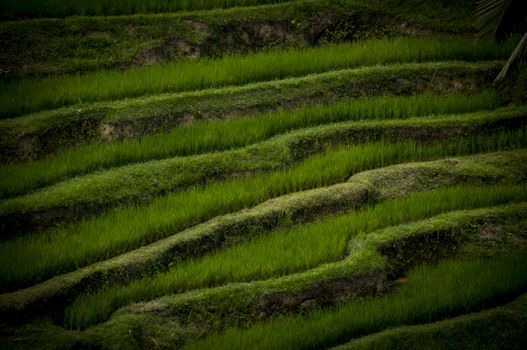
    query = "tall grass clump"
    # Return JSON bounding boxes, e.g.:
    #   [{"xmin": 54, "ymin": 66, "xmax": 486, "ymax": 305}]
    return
[
  {"xmin": 185, "ymin": 253, "xmax": 527, "ymax": 350},
  {"xmin": 0, "ymin": 37, "xmax": 516, "ymax": 118},
  {"xmin": 0, "ymin": 91, "xmax": 502, "ymax": 198},
  {"xmin": 0, "ymin": 0, "xmax": 292, "ymax": 19},
  {"xmin": 64, "ymin": 186, "xmax": 527, "ymax": 328},
  {"xmin": 0, "ymin": 129, "xmax": 525, "ymax": 290}
]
